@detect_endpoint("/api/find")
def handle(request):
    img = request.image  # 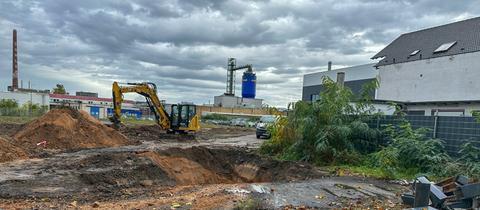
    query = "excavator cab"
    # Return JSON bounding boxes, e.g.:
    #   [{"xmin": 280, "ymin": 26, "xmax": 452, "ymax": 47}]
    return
[{"xmin": 169, "ymin": 104, "xmax": 198, "ymax": 133}]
